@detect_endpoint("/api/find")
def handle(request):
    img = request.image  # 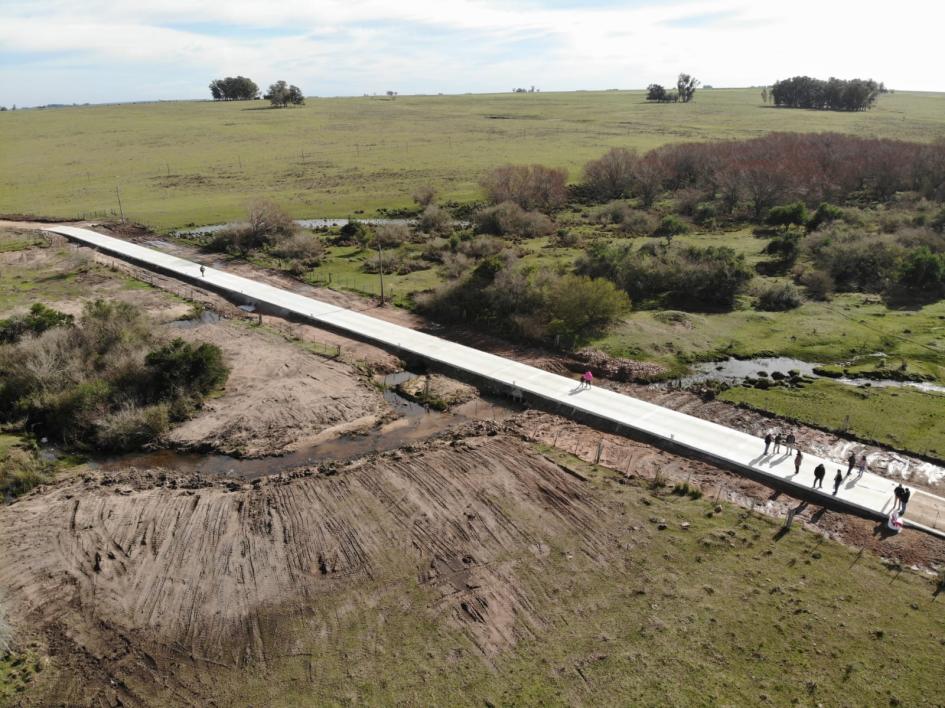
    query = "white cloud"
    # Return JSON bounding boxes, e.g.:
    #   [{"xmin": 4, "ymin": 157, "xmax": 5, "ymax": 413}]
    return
[{"xmin": 0, "ymin": 0, "xmax": 941, "ymax": 105}]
